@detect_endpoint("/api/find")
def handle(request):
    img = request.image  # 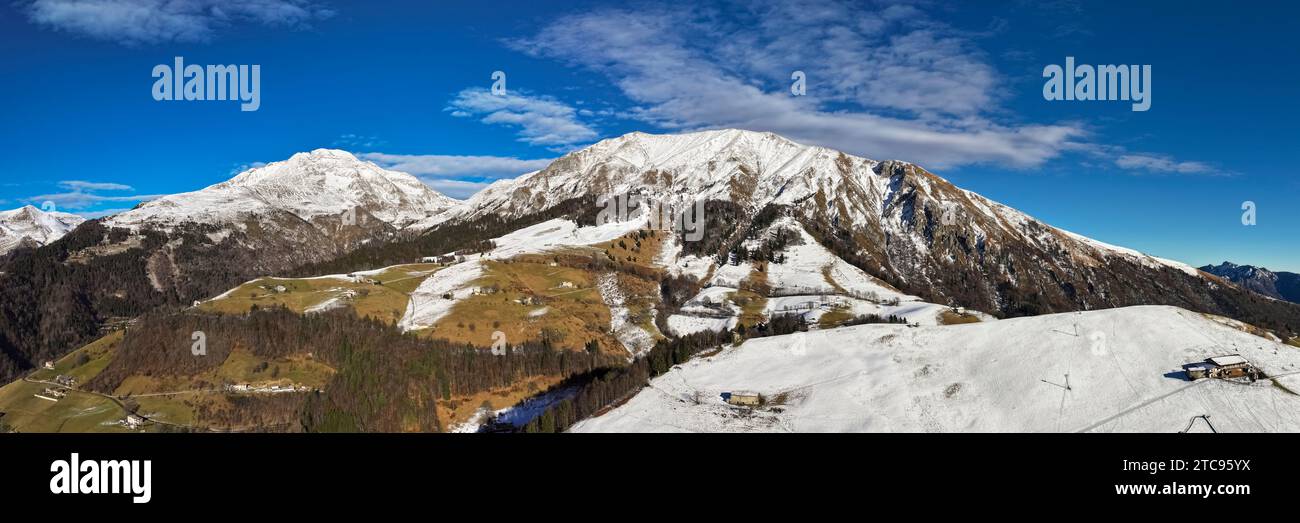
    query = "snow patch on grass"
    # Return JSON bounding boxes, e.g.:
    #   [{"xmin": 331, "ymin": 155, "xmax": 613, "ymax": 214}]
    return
[
  {"xmin": 667, "ymin": 315, "xmax": 737, "ymax": 336},
  {"xmin": 399, "ymin": 261, "xmax": 484, "ymax": 331},
  {"xmin": 597, "ymin": 273, "xmax": 656, "ymax": 357}
]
